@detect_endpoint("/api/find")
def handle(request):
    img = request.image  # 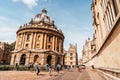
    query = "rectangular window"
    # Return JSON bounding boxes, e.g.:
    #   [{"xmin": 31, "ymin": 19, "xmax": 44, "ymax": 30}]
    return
[
  {"xmin": 27, "ymin": 34, "xmax": 30, "ymax": 41},
  {"xmin": 70, "ymin": 57, "xmax": 73, "ymax": 60}
]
